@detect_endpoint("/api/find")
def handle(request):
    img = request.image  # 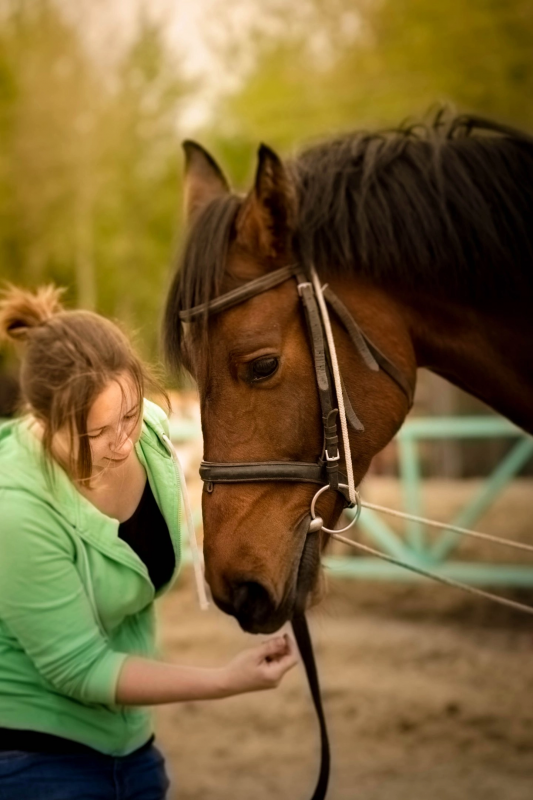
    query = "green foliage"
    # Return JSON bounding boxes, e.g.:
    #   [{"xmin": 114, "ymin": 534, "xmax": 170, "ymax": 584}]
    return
[
  {"xmin": 221, "ymin": 0, "xmax": 533, "ymax": 157},
  {"xmin": 0, "ymin": 0, "xmax": 531, "ymax": 376},
  {"xmin": 0, "ymin": 1, "xmax": 185, "ymax": 362}
]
